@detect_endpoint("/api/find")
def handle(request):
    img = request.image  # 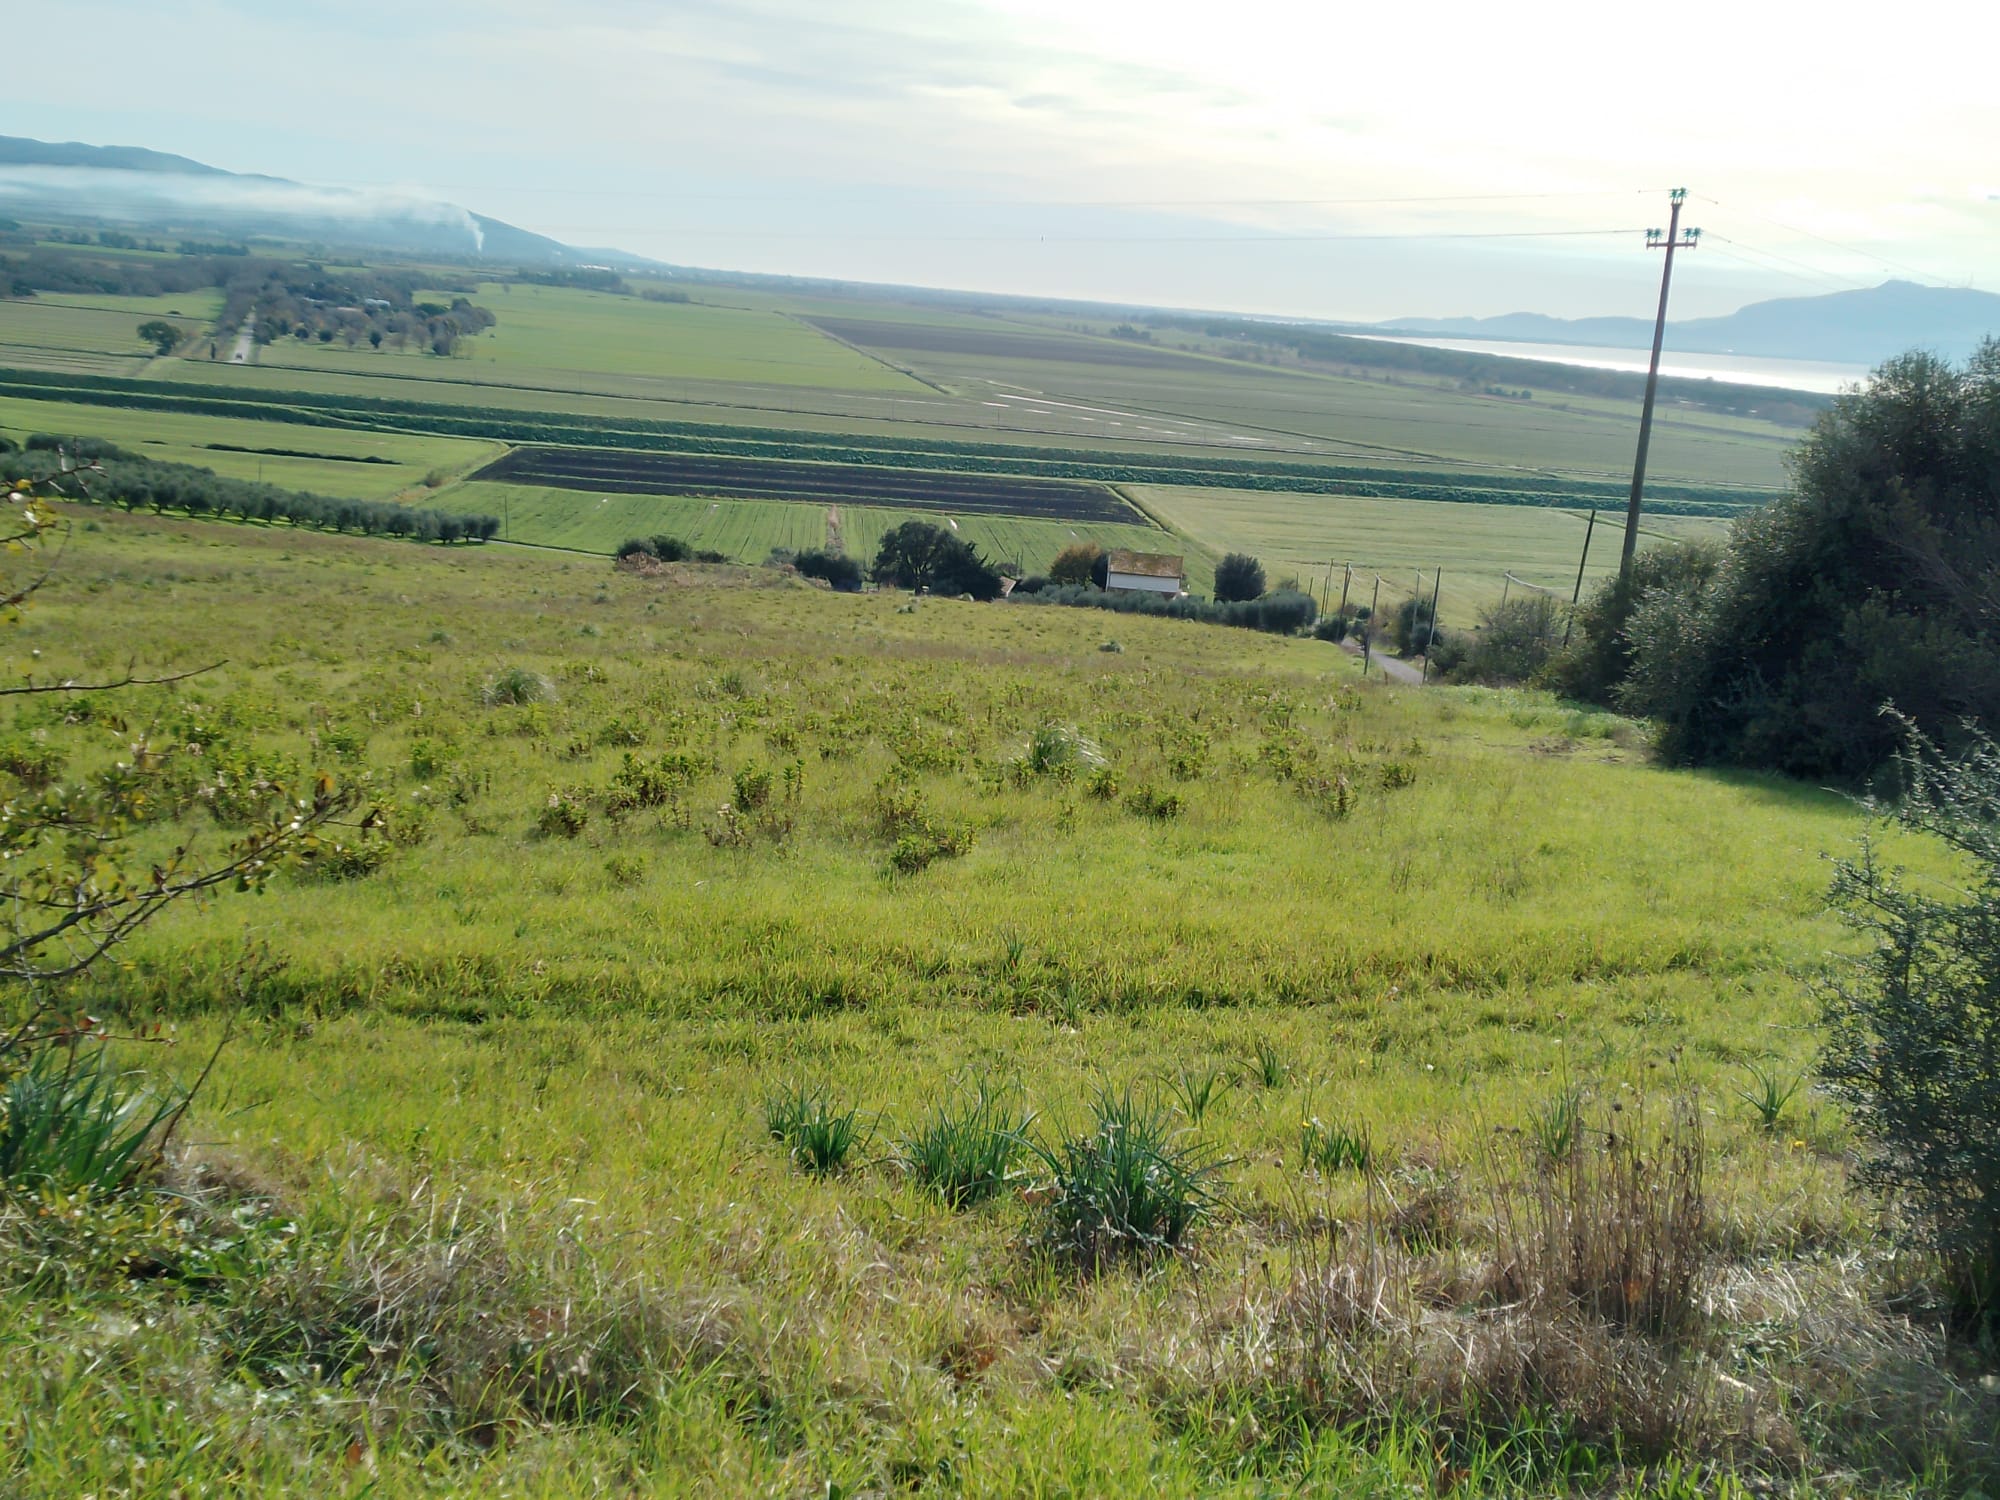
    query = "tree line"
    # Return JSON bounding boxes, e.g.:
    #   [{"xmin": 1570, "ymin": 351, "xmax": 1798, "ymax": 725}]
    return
[{"xmin": 7, "ymin": 436, "xmax": 498, "ymax": 544}]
